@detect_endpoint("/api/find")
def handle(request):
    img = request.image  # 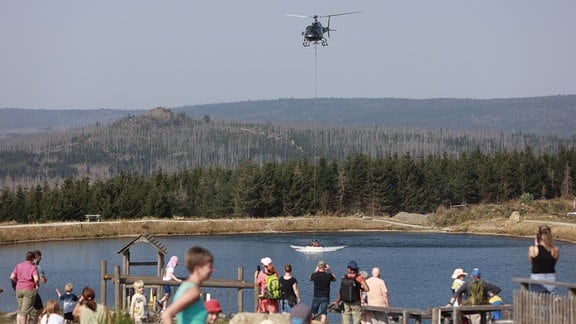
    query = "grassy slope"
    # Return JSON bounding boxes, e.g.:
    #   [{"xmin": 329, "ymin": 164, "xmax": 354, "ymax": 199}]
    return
[{"xmin": 1, "ymin": 199, "xmax": 575, "ymax": 244}]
